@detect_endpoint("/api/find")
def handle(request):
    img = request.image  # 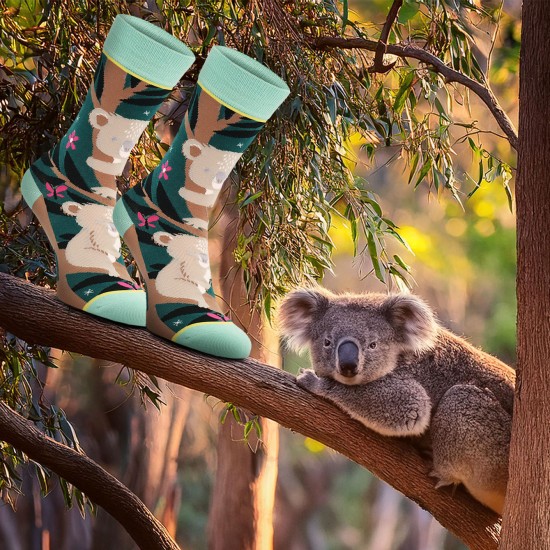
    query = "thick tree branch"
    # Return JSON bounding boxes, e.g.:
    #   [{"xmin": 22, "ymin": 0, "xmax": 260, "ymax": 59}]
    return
[
  {"xmin": 313, "ymin": 36, "xmax": 518, "ymax": 150},
  {"xmin": 370, "ymin": 0, "xmax": 403, "ymax": 73},
  {"xmin": 0, "ymin": 273, "xmax": 500, "ymax": 550},
  {"xmin": 0, "ymin": 400, "xmax": 178, "ymax": 550}
]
